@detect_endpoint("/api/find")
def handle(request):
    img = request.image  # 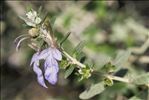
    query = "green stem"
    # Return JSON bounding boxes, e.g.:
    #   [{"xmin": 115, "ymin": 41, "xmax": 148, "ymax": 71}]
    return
[{"xmin": 62, "ymin": 50, "xmax": 86, "ymax": 68}]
